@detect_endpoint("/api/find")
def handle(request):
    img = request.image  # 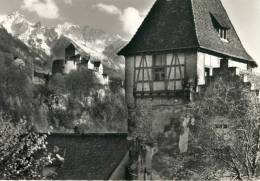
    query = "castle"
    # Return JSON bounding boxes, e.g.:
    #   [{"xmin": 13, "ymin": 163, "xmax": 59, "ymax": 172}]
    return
[{"xmin": 118, "ymin": 0, "xmax": 259, "ymax": 179}]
